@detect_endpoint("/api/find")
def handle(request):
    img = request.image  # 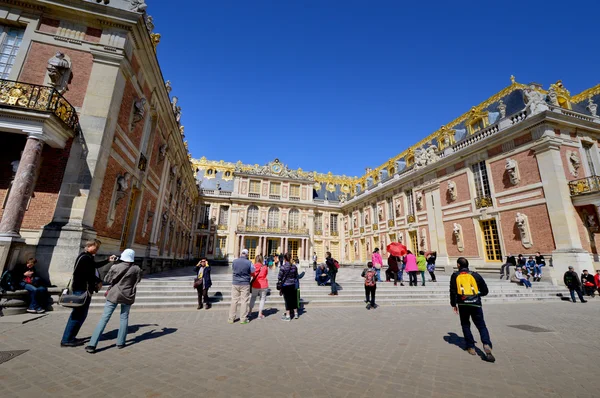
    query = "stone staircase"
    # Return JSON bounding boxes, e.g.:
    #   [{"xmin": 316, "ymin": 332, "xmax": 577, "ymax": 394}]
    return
[{"xmin": 83, "ymin": 266, "xmax": 570, "ymax": 310}]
